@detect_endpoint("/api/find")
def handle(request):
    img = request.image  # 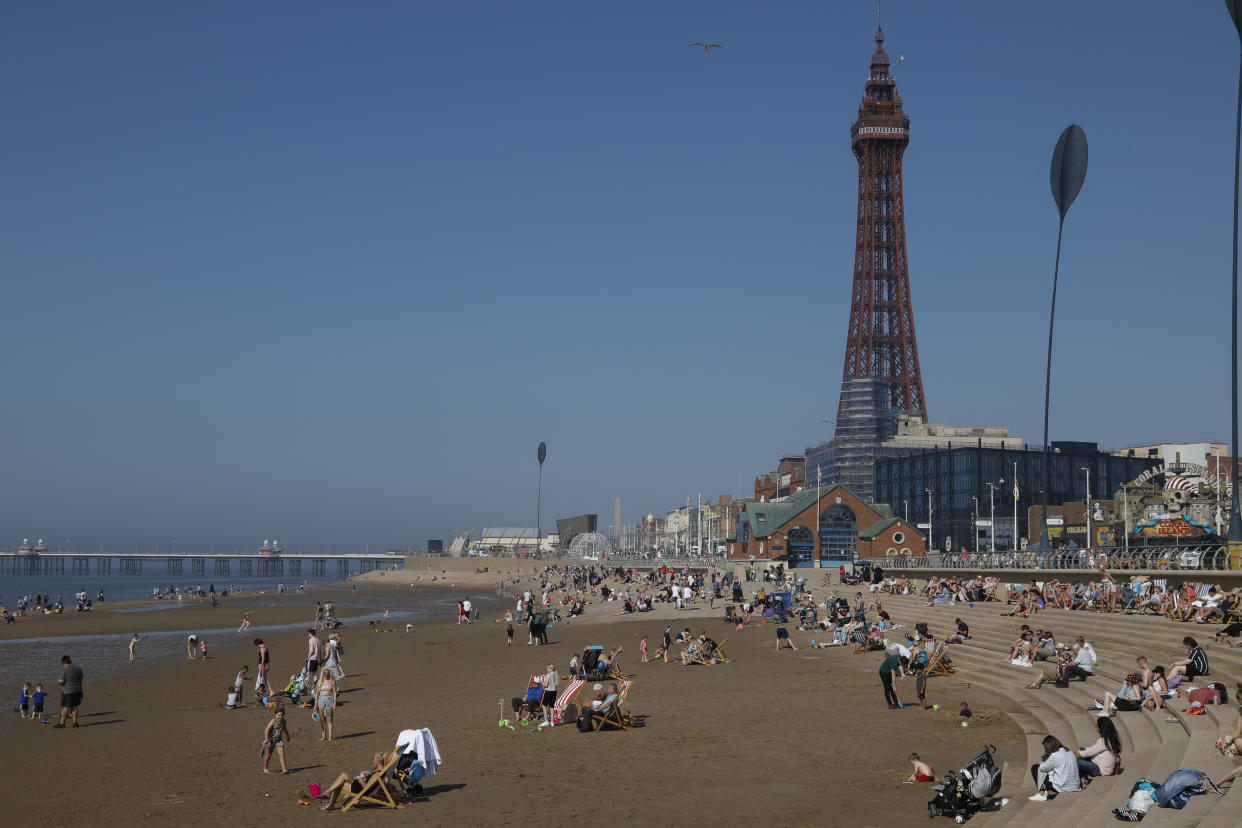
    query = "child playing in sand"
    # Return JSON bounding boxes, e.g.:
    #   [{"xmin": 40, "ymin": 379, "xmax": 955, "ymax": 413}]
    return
[
  {"xmin": 200, "ymin": 639, "xmax": 208, "ymax": 660},
  {"xmin": 31, "ymin": 683, "xmax": 46, "ymax": 720},
  {"xmin": 906, "ymin": 753, "xmax": 935, "ymax": 782},
  {"xmin": 640, "ymin": 635, "xmax": 649, "ymax": 662},
  {"xmin": 261, "ymin": 707, "xmax": 292, "ymax": 773},
  {"xmin": 226, "ymin": 685, "xmax": 241, "ymax": 709},
  {"xmin": 960, "ymin": 702, "xmax": 972, "ymax": 719},
  {"xmin": 19, "ymin": 681, "xmax": 31, "ymax": 718}
]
